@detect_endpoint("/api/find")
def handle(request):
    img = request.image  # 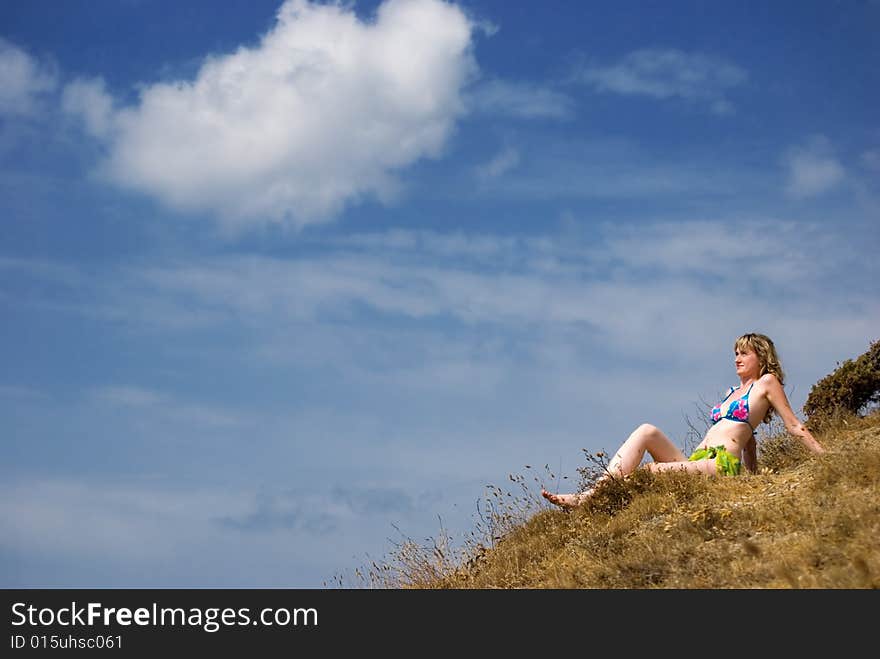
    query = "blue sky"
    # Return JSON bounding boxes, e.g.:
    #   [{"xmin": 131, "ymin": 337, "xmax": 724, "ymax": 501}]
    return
[{"xmin": 2, "ymin": 0, "xmax": 878, "ymax": 587}]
